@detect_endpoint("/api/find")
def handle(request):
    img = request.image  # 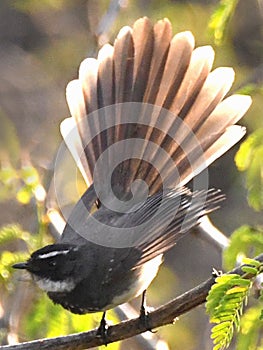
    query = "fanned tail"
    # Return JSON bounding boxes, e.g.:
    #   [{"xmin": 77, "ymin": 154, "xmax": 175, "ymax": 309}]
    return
[{"xmin": 62, "ymin": 17, "xmax": 251, "ymax": 204}]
